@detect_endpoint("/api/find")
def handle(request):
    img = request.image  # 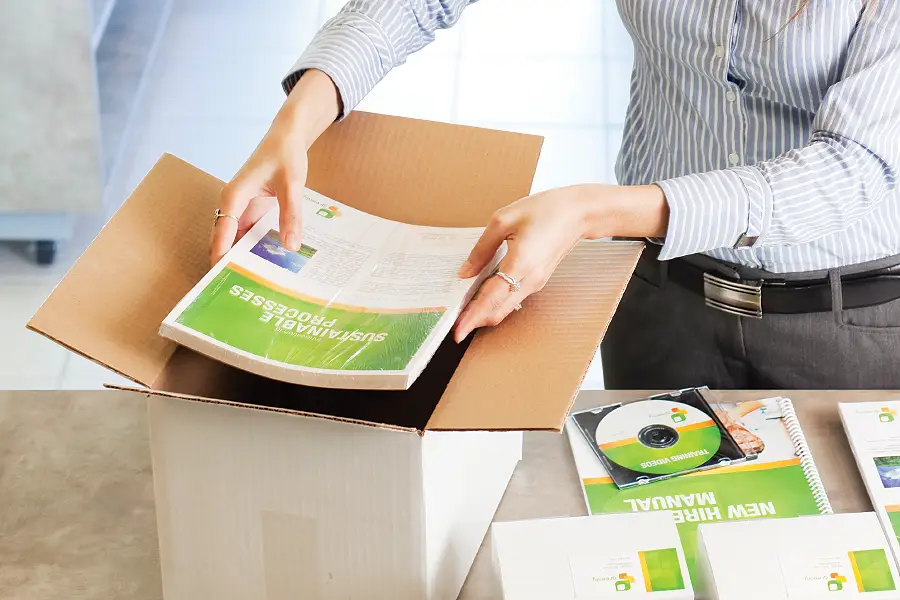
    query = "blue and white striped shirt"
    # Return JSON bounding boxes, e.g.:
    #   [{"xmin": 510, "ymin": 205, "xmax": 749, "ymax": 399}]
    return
[{"xmin": 284, "ymin": 0, "xmax": 900, "ymax": 274}]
